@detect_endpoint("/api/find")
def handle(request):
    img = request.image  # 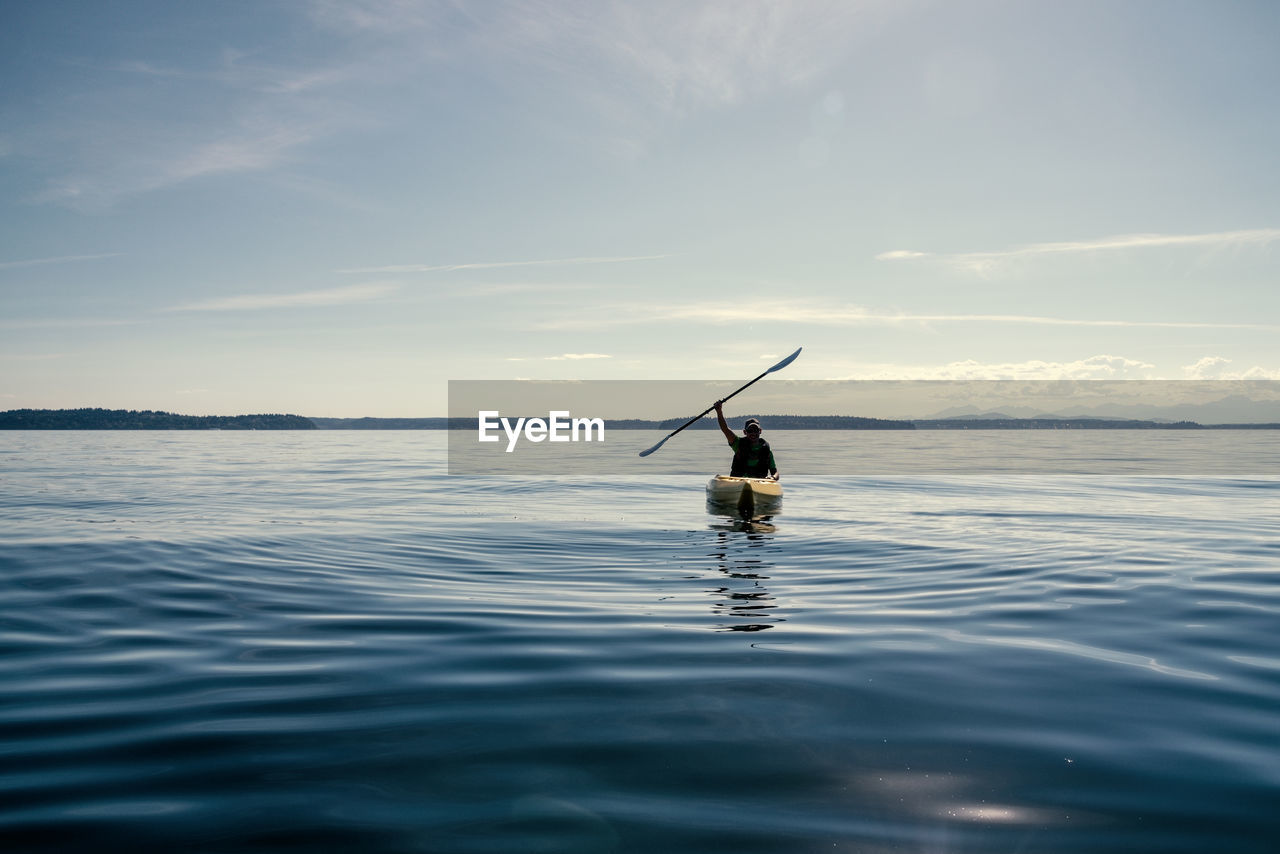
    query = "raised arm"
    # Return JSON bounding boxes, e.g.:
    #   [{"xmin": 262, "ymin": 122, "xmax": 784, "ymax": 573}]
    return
[{"xmin": 713, "ymin": 400, "xmax": 736, "ymax": 444}]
